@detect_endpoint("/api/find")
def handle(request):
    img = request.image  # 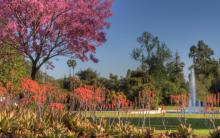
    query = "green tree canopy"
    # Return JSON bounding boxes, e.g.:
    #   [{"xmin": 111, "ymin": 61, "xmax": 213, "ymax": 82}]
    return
[
  {"xmin": 0, "ymin": 43, "xmax": 28, "ymax": 85},
  {"xmin": 77, "ymin": 68, "xmax": 99, "ymax": 86},
  {"xmin": 189, "ymin": 40, "xmax": 220, "ymax": 98}
]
